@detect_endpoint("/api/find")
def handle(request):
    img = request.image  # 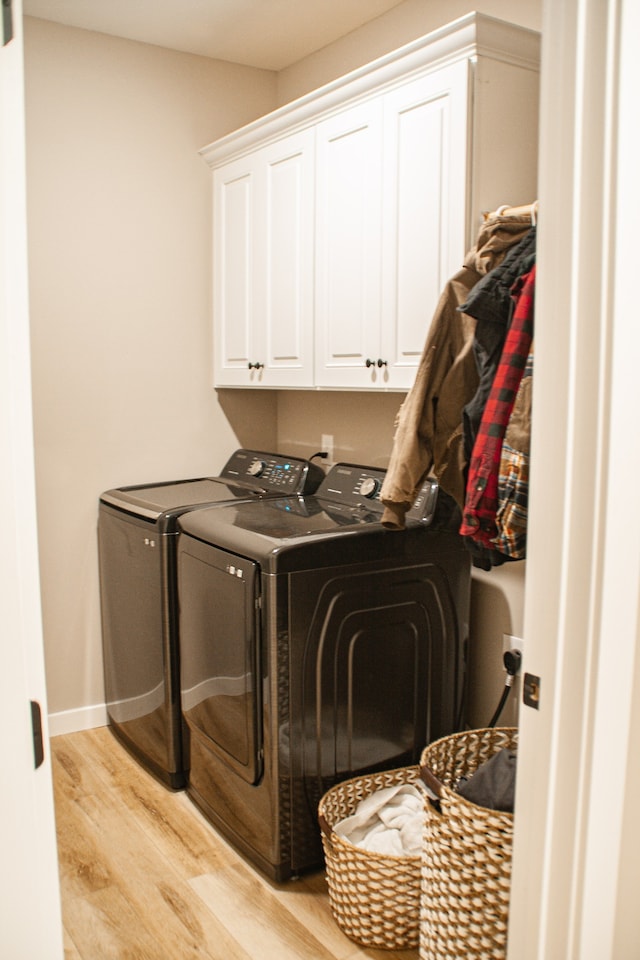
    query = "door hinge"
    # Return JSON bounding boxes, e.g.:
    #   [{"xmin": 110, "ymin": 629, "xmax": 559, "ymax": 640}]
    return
[{"xmin": 30, "ymin": 700, "xmax": 45, "ymax": 769}]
